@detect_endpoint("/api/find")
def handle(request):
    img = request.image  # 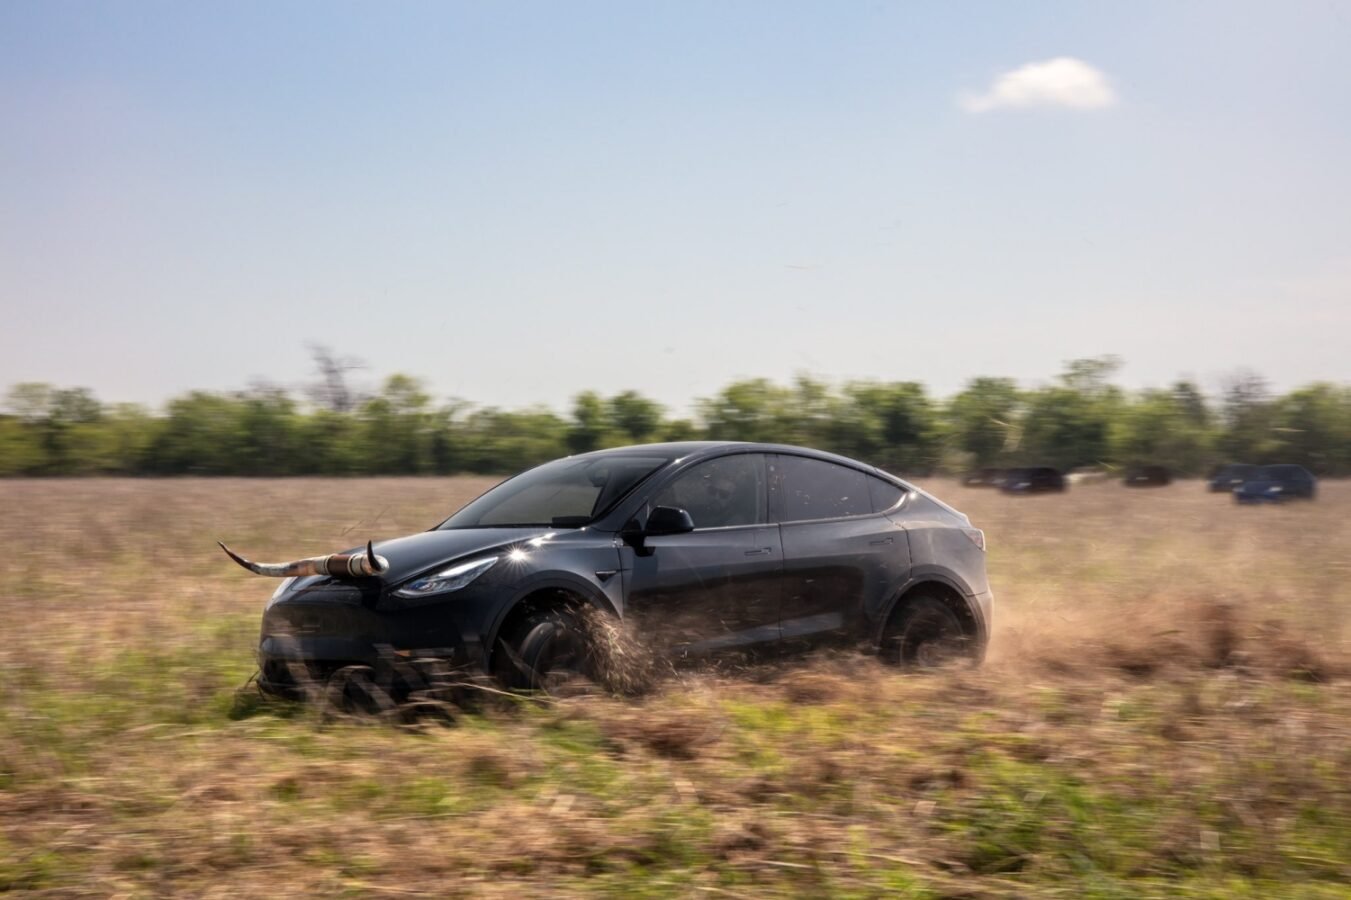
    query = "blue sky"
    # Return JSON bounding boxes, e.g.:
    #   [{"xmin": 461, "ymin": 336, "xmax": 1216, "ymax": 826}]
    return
[{"xmin": 3, "ymin": 1, "xmax": 1349, "ymax": 413}]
